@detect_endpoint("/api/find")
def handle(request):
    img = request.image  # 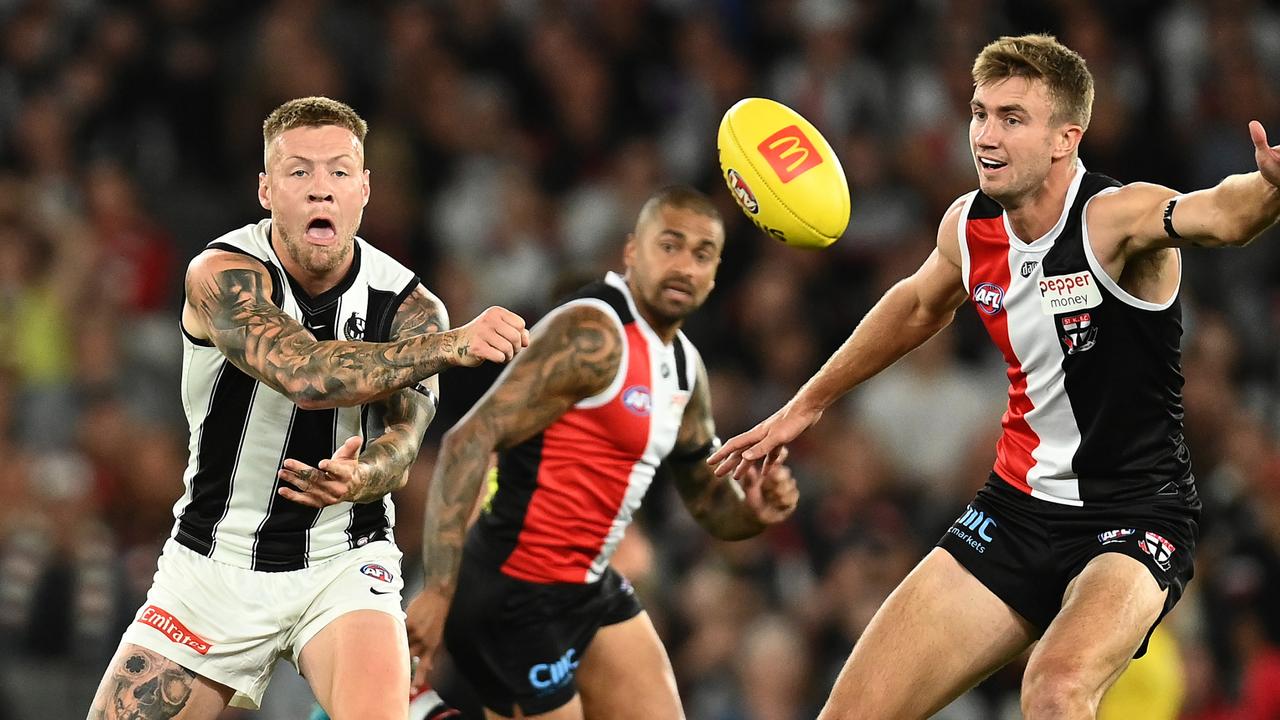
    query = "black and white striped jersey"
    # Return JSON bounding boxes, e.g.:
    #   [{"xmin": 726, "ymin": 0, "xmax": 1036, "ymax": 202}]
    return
[{"xmin": 173, "ymin": 219, "xmax": 420, "ymax": 571}]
